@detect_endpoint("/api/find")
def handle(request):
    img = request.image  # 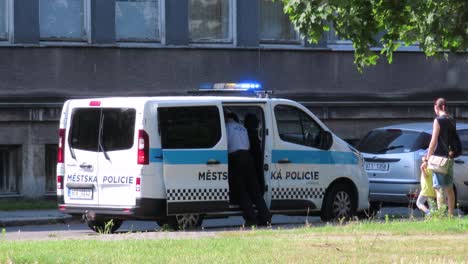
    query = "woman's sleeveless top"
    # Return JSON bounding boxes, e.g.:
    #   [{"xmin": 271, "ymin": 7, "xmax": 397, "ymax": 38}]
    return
[{"xmin": 434, "ymin": 115, "xmax": 455, "ymax": 157}]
